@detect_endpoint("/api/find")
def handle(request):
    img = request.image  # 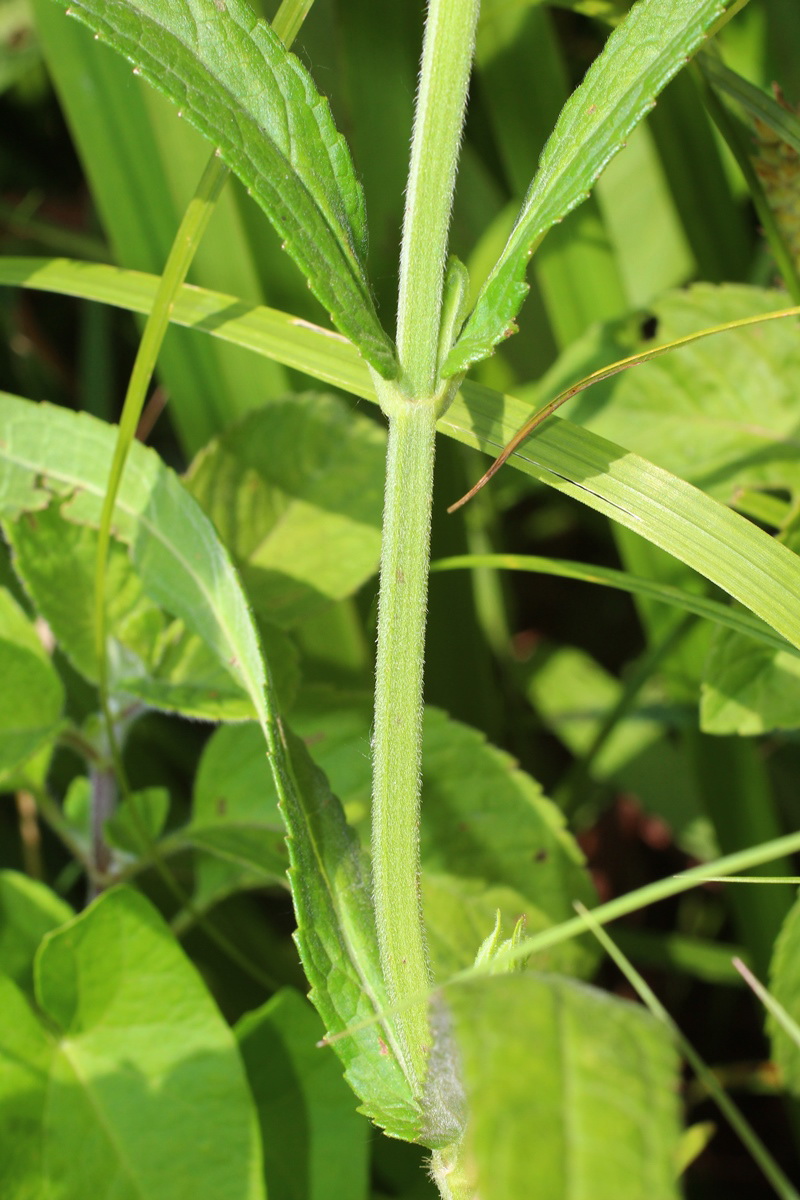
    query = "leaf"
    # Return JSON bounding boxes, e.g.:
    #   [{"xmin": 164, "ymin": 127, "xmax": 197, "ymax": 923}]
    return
[
  {"xmin": 560, "ymin": 284, "xmax": 800, "ymax": 500},
  {"xmin": 188, "ymin": 719, "xmax": 290, "ymax": 907},
  {"xmin": 769, "ymin": 891, "xmax": 800, "ymax": 1096},
  {"xmin": 8, "ymin": 263, "xmax": 800, "ymax": 656},
  {"xmin": 3, "ymin": 497, "xmax": 298, "ymax": 719},
  {"xmin": 236, "ymin": 988, "xmax": 369, "ymax": 1200},
  {"xmin": 0, "ymin": 871, "xmax": 73, "ymax": 997},
  {"xmin": 418, "ymin": 707, "xmax": 596, "ymax": 978},
  {"xmin": 196, "ymin": 696, "xmax": 596, "ymax": 981},
  {"xmin": 0, "ymin": 392, "xmax": 273, "ymax": 730},
  {"xmin": 105, "ymin": 787, "xmax": 170, "ymax": 854},
  {"xmin": 0, "ymin": 887, "xmax": 265, "ymax": 1200},
  {"xmin": 442, "ymin": 973, "xmax": 683, "ymax": 1200},
  {"xmin": 444, "ymin": 0, "xmax": 727, "ymax": 376},
  {"xmin": 700, "ymin": 626, "xmax": 800, "ymax": 736},
  {"xmin": 185, "ymin": 395, "xmax": 385, "ymax": 629},
  {"xmin": 0, "ymin": 586, "xmax": 64, "ymax": 784},
  {"xmin": 54, "ymin": 0, "xmax": 397, "ymax": 378}
]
